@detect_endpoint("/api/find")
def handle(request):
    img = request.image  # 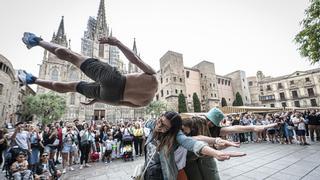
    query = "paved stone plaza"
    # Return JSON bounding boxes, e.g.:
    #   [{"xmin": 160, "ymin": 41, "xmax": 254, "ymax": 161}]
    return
[{"xmin": 1, "ymin": 142, "xmax": 319, "ymax": 180}]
